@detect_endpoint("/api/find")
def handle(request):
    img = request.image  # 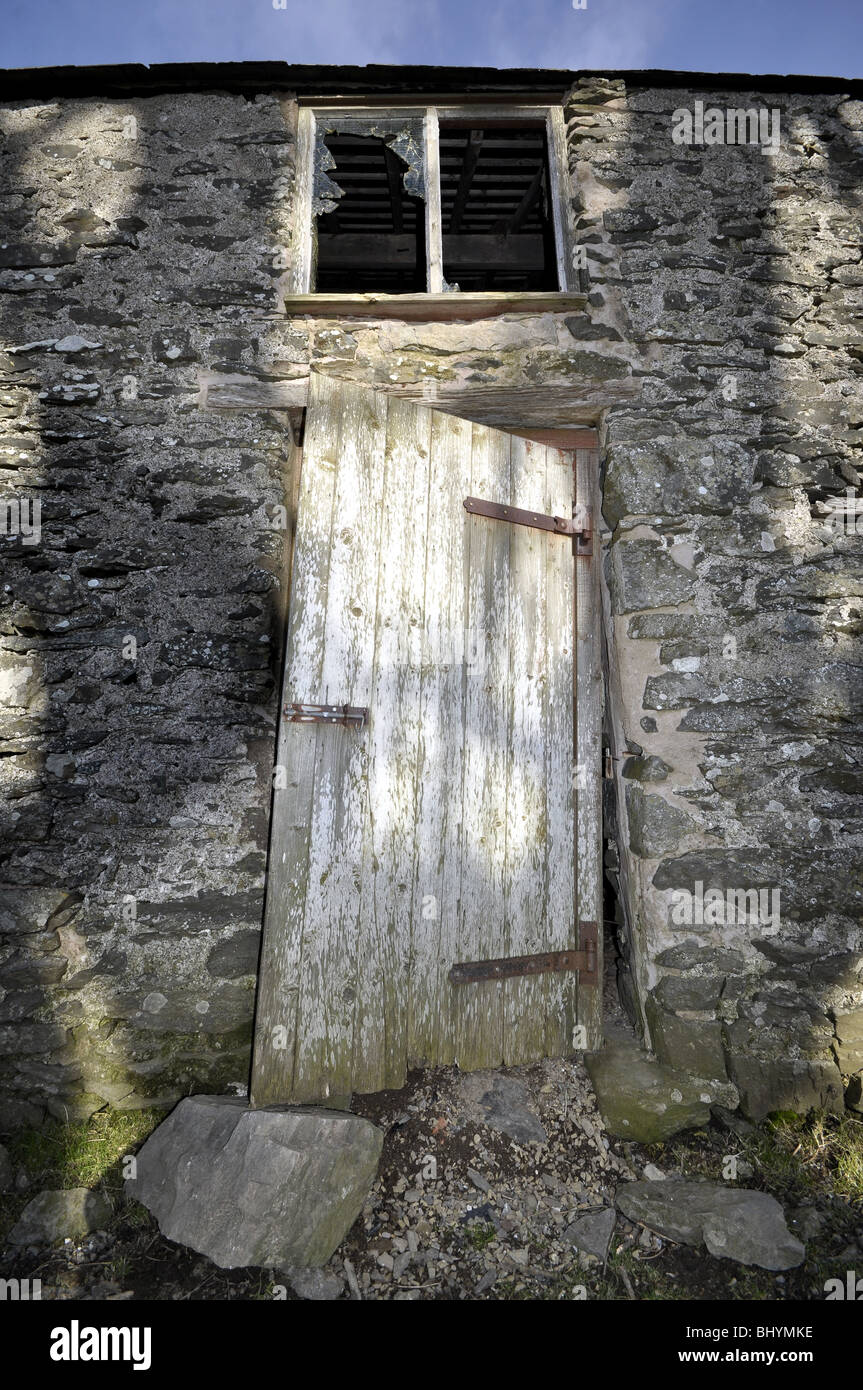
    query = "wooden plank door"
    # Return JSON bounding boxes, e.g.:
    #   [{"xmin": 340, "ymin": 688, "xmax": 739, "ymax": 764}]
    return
[{"xmin": 251, "ymin": 373, "xmax": 601, "ymax": 1107}]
